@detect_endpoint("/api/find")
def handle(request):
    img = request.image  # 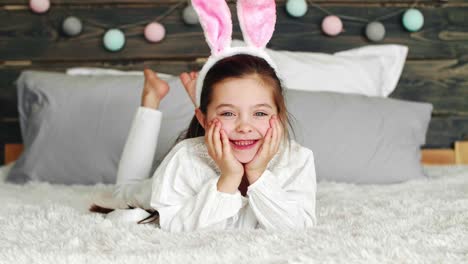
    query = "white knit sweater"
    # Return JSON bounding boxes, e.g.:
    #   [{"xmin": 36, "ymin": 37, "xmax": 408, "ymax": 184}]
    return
[{"xmin": 113, "ymin": 107, "xmax": 317, "ymax": 232}]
